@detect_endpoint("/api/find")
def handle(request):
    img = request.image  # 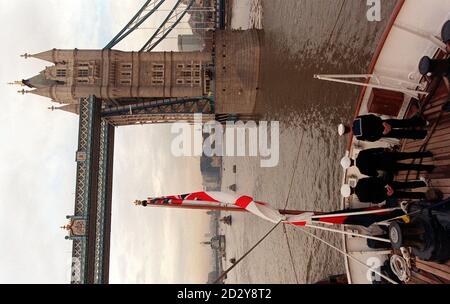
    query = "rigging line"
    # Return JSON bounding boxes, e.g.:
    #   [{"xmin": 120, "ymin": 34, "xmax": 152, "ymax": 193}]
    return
[
  {"xmin": 212, "ymin": 220, "xmax": 283, "ymax": 284},
  {"xmin": 292, "ymin": 225, "xmax": 398, "ymax": 284},
  {"xmin": 283, "ymin": 133, "xmax": 305, "ymax": 211},
  {"xmin": 282, "ymin": 224, "xmax": 301, "ymax": 284},
  {"xmin": 279, "ymin": 132, "xmax": 304, "ymax": 283},
  {"xmin": 304, "ymin": 223, "xmax": 391, "ymax": 243},
  {"xmin": 326, "ymin": 0, "xmax": 346, "ymax": 46}
]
